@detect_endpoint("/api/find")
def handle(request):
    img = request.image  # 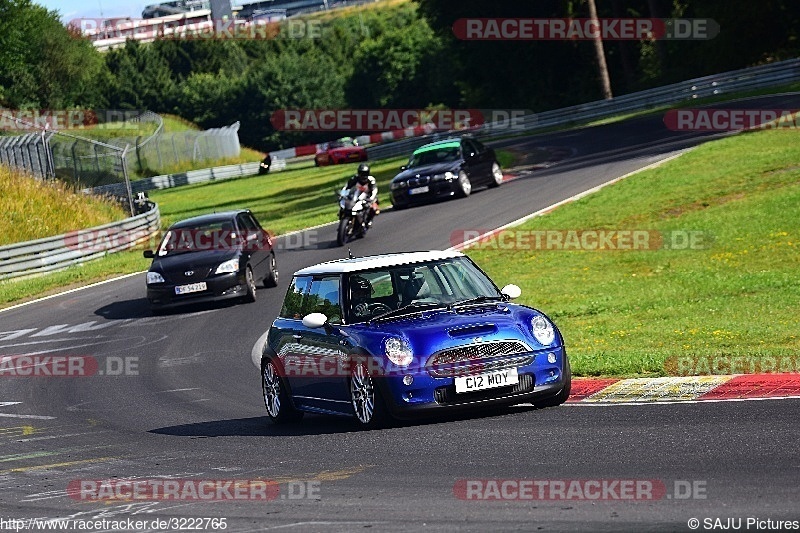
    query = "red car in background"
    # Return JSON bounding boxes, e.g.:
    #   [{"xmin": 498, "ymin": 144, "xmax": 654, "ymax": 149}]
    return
[{"xmin": 314, "ymin": 138, "xmax": 368, "ymax": 166}]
